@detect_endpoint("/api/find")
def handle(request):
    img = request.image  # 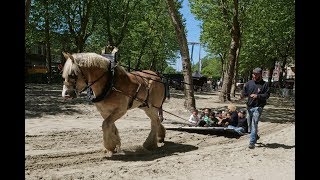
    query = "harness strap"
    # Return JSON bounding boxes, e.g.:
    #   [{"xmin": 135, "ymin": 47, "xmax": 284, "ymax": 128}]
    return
[
  {"xmin": 89, "ymin": 62, "xmax": 116, "ymax": 103},
  {"xmin": 111, "ymin": 87, "xmax": 156, "ymax": 109},
  {"xmin": 127, "ymin": 83, "xmax": 142, "ymax": 109}
]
